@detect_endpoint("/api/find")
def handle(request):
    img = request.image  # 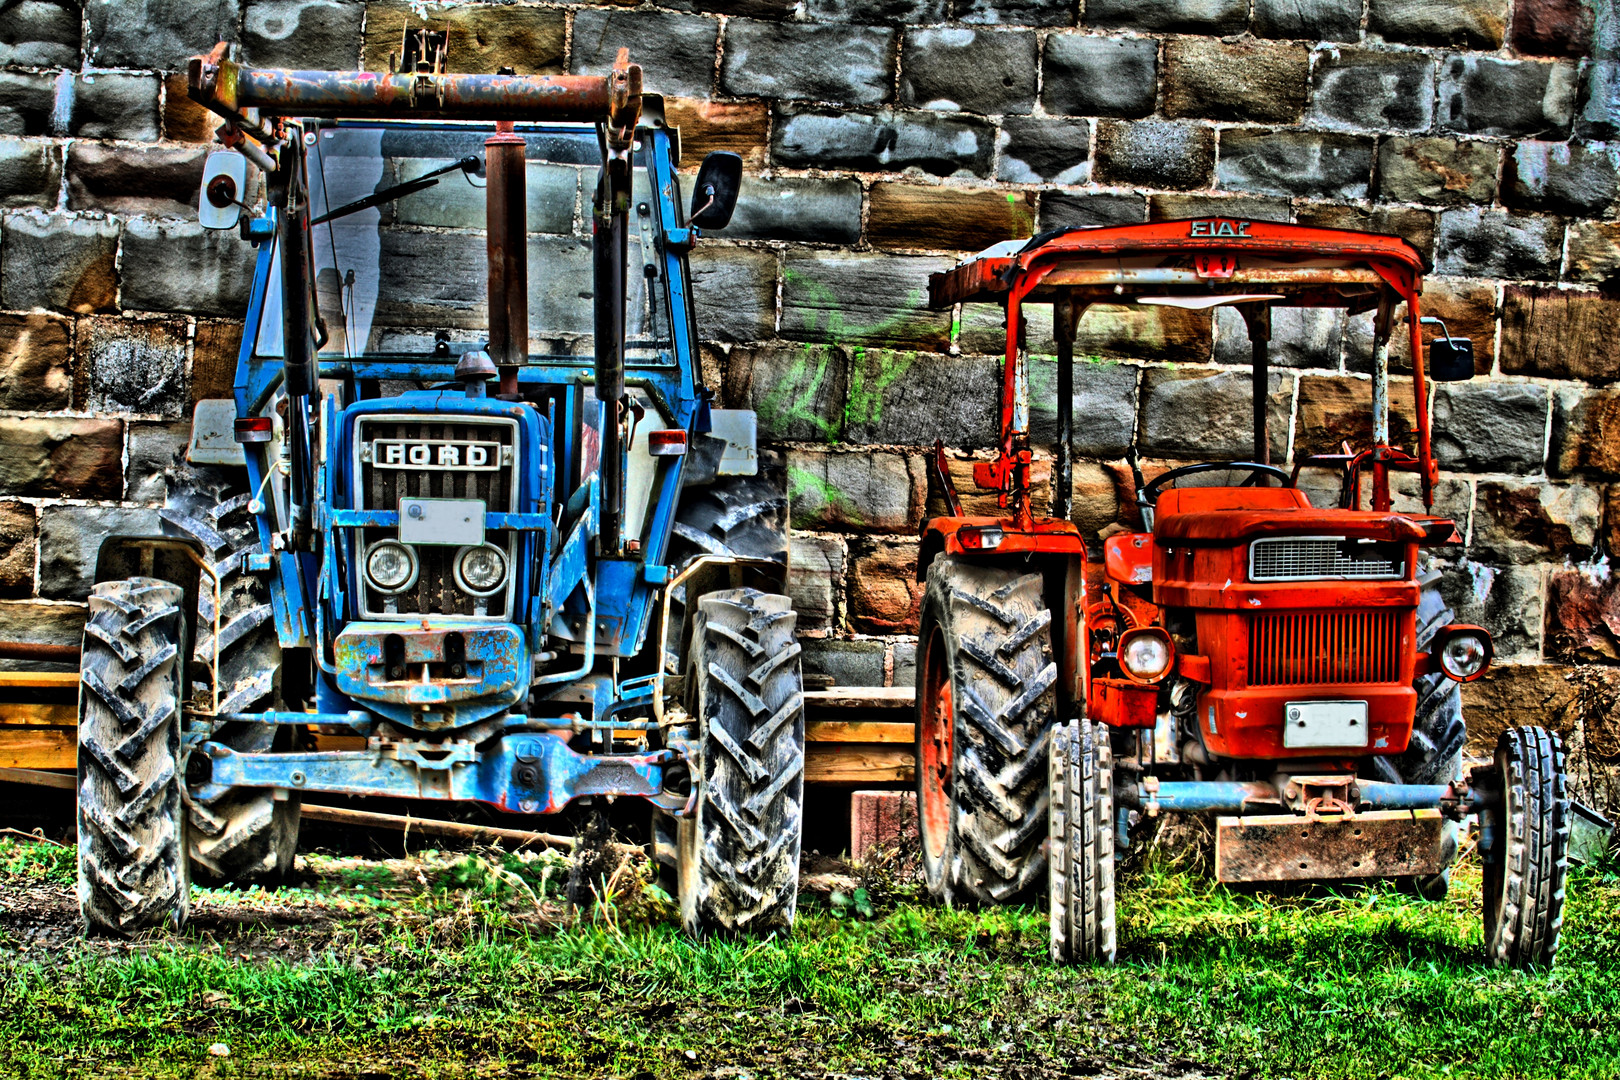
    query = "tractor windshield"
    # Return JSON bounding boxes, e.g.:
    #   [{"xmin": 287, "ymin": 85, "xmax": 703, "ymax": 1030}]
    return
[{"xmin": 251, "ymin": 122, "xmax": 674, "ymax": 365}]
